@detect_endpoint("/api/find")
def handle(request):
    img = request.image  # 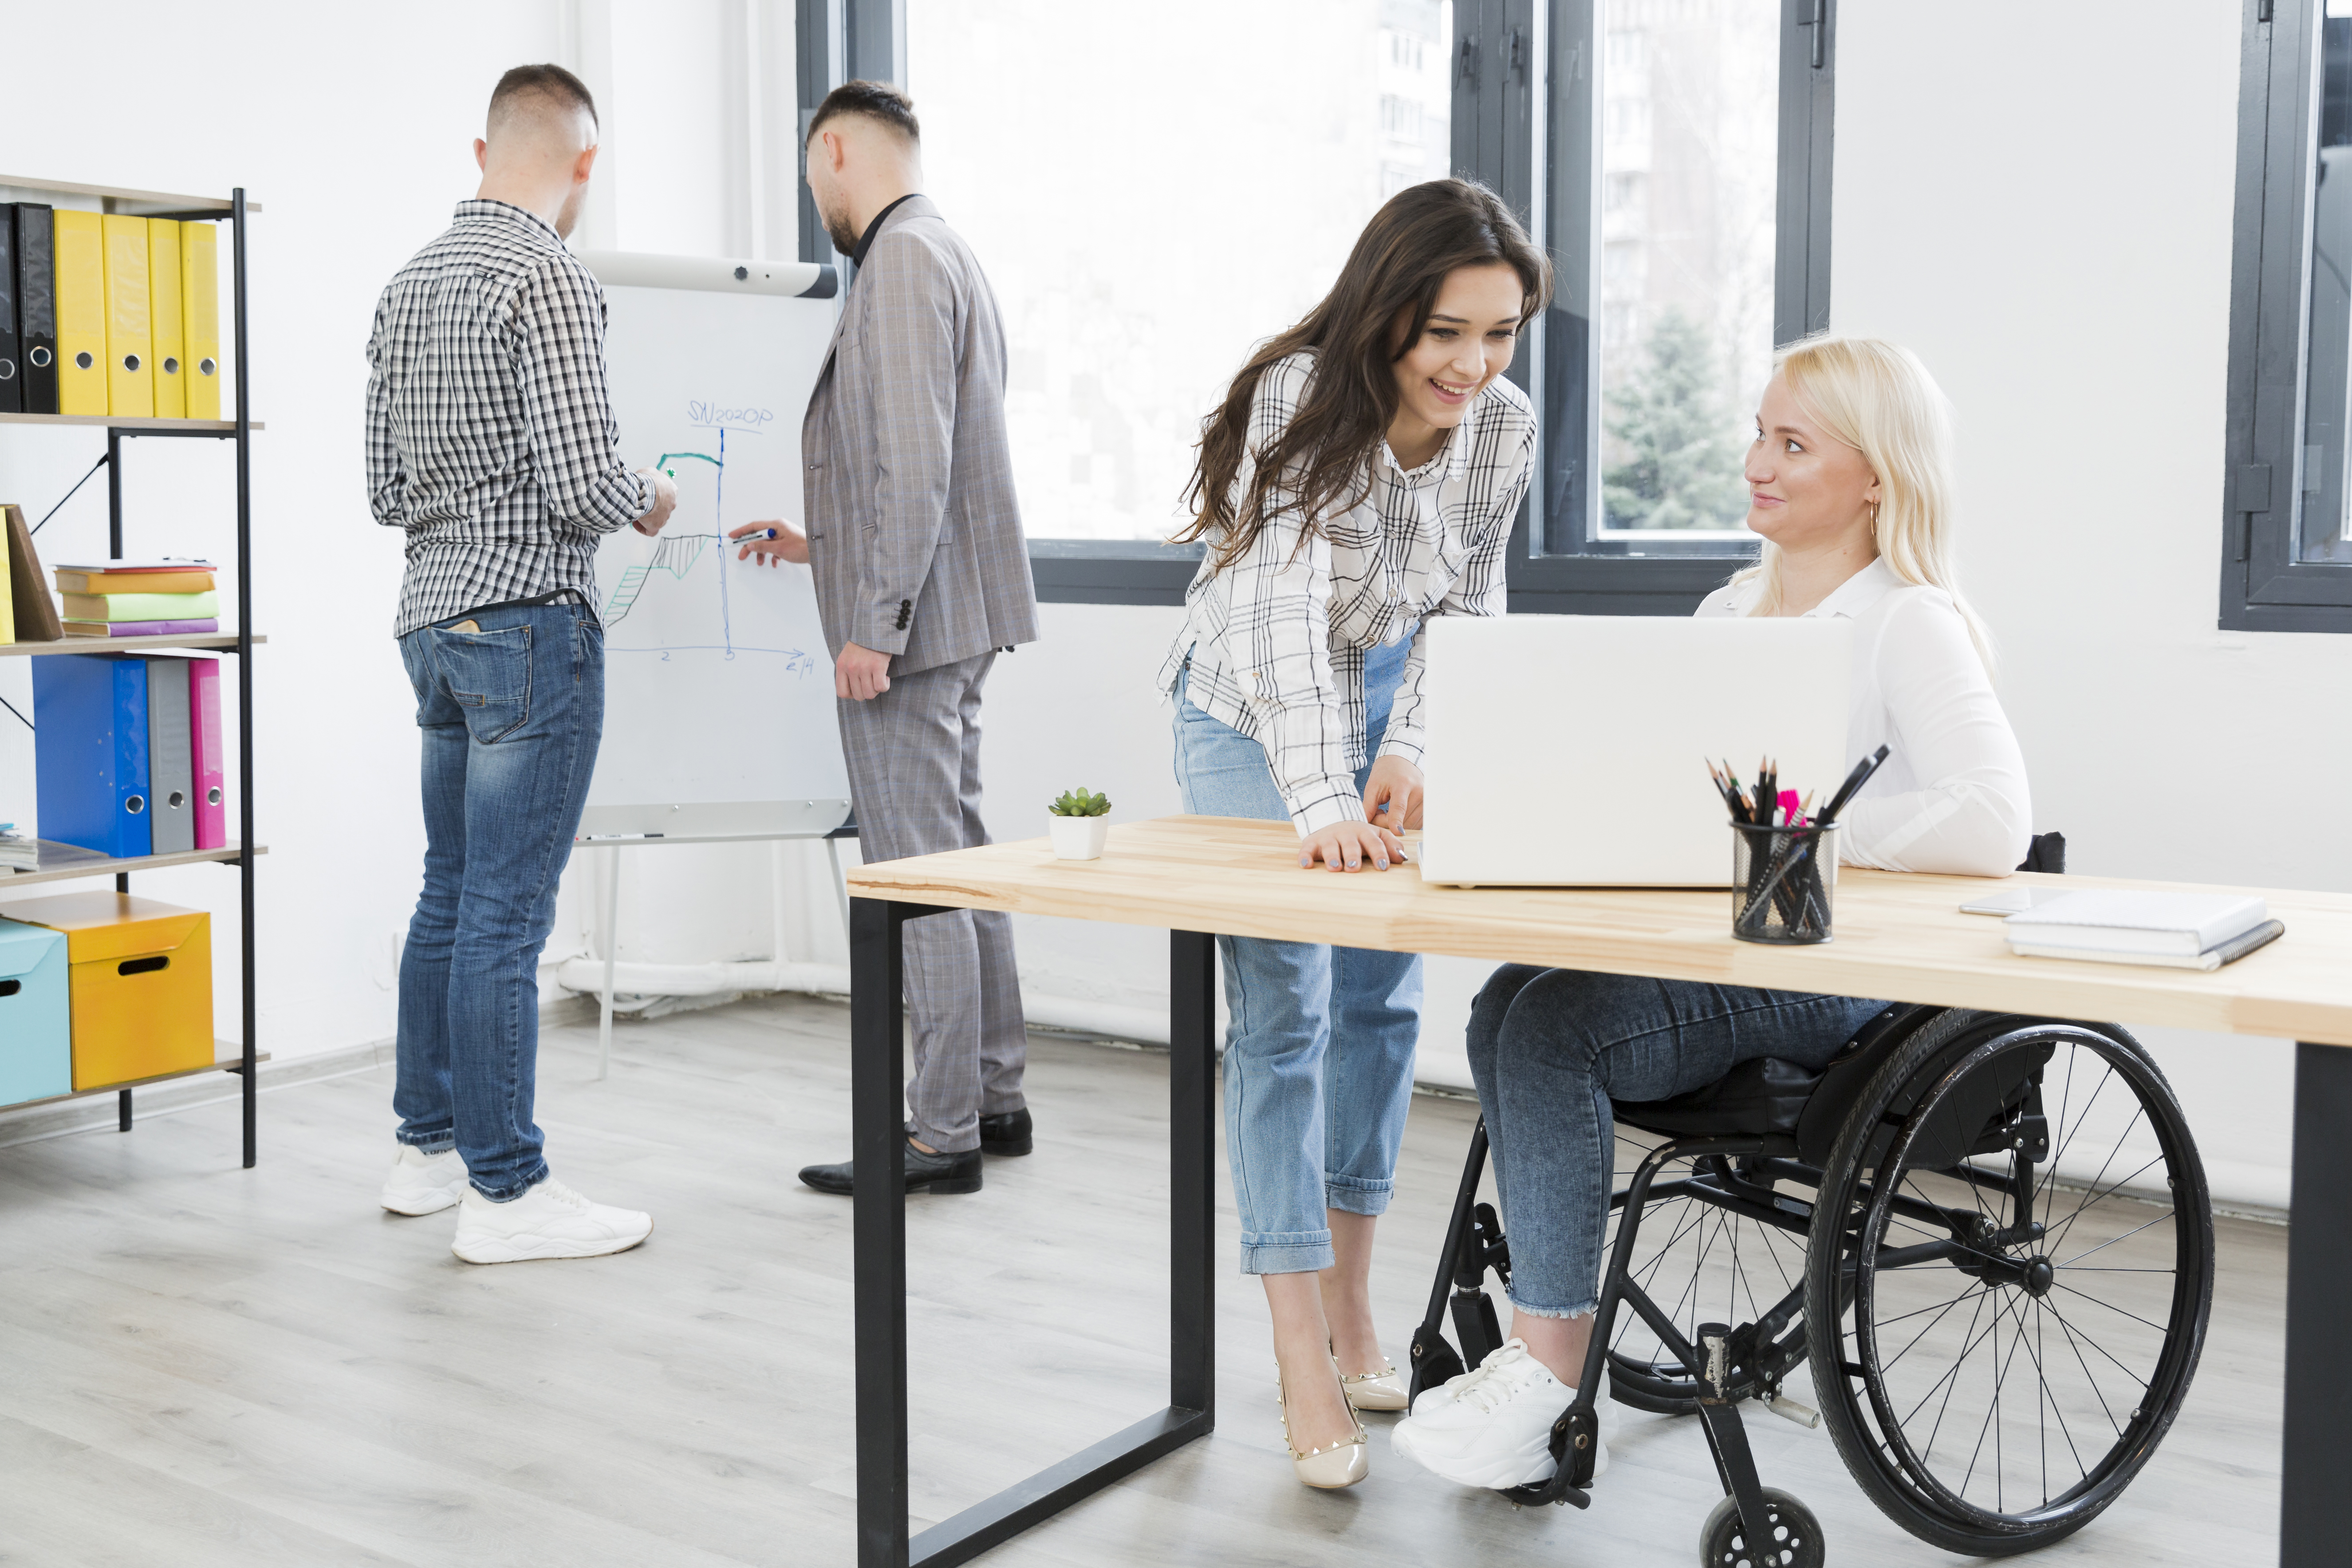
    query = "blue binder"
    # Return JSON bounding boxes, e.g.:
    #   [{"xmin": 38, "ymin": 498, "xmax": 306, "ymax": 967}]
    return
[{"xmin": 32, "ymin": 653, "xmax": 151, "ymax": 857}]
